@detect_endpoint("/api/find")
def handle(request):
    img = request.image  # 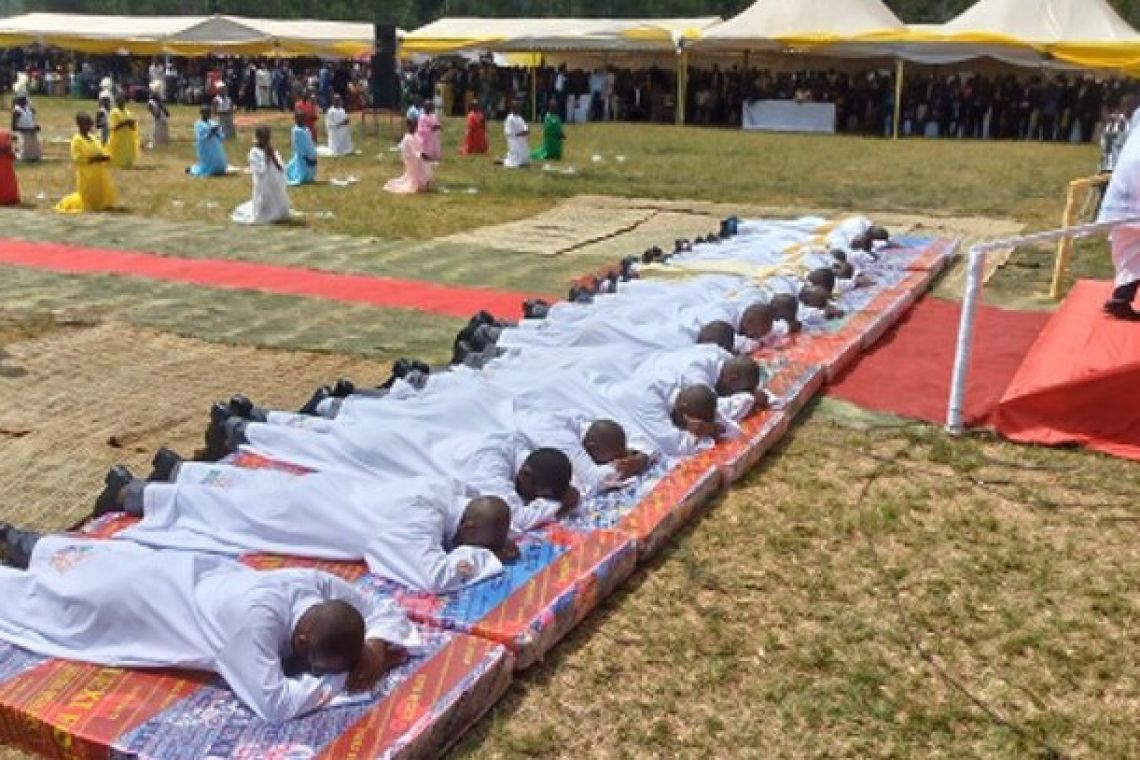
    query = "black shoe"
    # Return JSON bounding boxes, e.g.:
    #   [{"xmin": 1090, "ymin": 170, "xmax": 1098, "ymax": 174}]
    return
[
  {"xmin": 1104, "ymin": 301, "xmax": 1140, "ymax": 321},
  {"xmin": 228, "ymin": 394, "xmax": 266, "ymax": 422},
  {"xmin": 94, "ymin": 465, "xmax": 135, "ymax": 517},
  {"xmin": 203, "ymin": 403, "xmax": 234, "ymax": 460},
  {"xmin": 147, "ymin": 447, "xmax": 183, "ymax": 483},
  {"xmin": 410, "ymin": 360, "xmax": 431, "ymax": 376},
  {"xmin": 568, "ymin": 284, "xmax": 594, "ymax": 304},
  {"xmin": 298, "ymin": 386, "xmax": 332, "ymax": 415},
  {"xmin": 331, "ymin": 378, "xmax": 355, "ymax": 398}
]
